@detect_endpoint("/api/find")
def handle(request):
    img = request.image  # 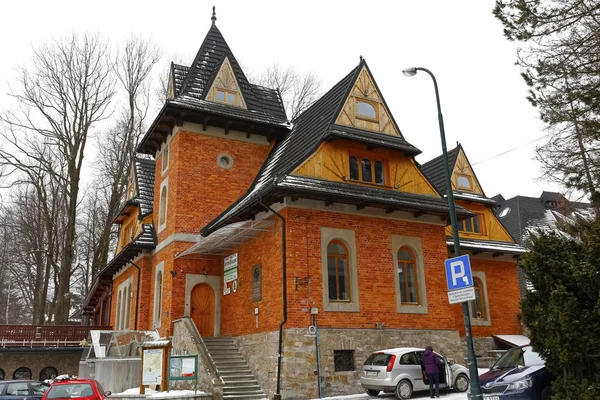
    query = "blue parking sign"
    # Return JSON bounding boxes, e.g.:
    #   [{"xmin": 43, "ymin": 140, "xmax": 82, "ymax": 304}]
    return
[{"xmin": 444, "ymin": 255, "xmax": 473, "ymax": 291}]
